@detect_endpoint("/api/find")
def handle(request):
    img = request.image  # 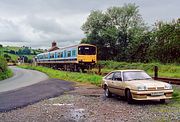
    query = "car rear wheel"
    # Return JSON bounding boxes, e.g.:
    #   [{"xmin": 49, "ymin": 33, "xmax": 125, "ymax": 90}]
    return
[
  {"xmin": 160, "ymin": 99, "xmax": 165, "ymax": 103},
  {"xmin": 104, "ymin": 86, "xmax": 112, "ymax": 98},
  {"xmin": 126, "ymin": 89, "xmax": 133, "ymax": 104}
]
